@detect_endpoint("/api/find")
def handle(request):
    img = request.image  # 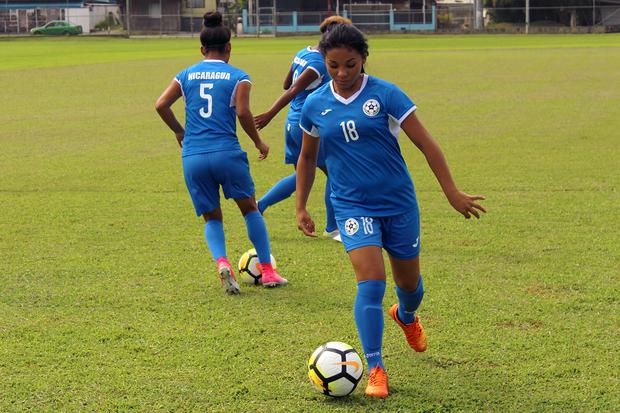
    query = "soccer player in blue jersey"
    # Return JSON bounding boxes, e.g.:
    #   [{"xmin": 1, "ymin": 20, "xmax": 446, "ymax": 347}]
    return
[
  {"xmin": 253, "ymin": 16, "xmax": 351, "ymax": 242},
  {"xmin": 296, "ymin": 24, "xmax": 486, "ymax": 398},
  {"xmin": 155, "ymin": 11, "xmax": 287, "ymax": 294}
]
